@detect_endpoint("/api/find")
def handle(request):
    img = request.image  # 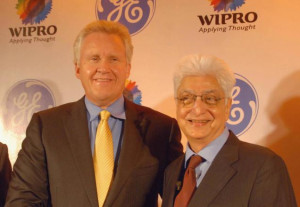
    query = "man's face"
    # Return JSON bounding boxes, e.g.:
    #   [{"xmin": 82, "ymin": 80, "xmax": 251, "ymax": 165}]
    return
[
  {"xmin": 75, "ymin": 32, "xmax": 131, "ymax": 108},
  {"xmin": 176, "ymin": 75, "xmax": 232, "ymax": 152}
]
